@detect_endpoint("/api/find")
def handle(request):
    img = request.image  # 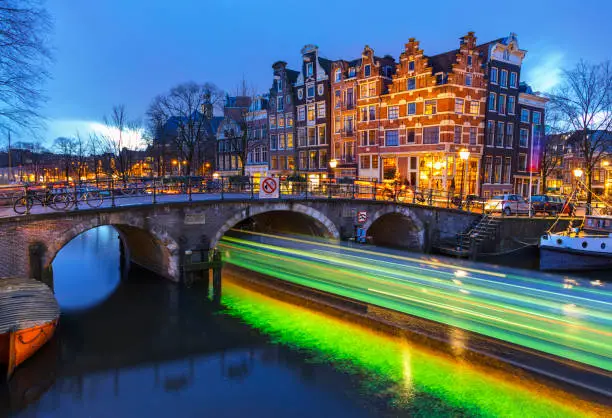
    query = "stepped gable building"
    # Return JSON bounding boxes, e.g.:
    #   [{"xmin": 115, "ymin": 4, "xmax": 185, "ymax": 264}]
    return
[
  {"xmin": 515, "ymin": 82, "xmax": 548, "ymax": 196},
  {"xmin": 476, "ymin": 33, "xmax": 527, "ymax": 198},
  {"xmin": 359, "ymin": 32, "xmax": 486, "ymax": 194},
  {"xmin": 355, "ymin": 46, "xmax": 396, "ymax": 182},
  {"xmin": 294, "ymin": 45, "xmax": 333, "ymax": 178},
  {"xmin": 268, "ymin": 61, "xmax": 300, "ymax": 176}
]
